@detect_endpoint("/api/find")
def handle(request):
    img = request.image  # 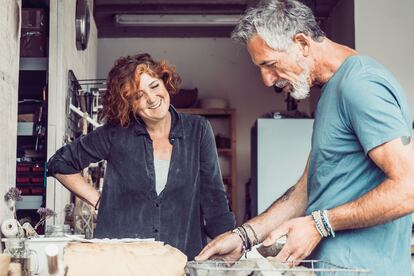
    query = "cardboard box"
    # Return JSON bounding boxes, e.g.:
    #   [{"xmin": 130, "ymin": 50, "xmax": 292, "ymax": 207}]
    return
[
  {"xmin": 18, "ymin": 113, "xmax": 35, "ymax": 122},
  {"xmin": 16, "ymin": 177, "xmax": 30, "ymax": 184},
  {"xmin": 31, "ymin": 187, "xmax": 43, "ymax": 195},
  {"xmin": 31, "ymin": 177, "xmax": 44, "ymax": 183},
  {"xmin": 18, "ymin": 187, "xmax": 31, "ymax": 195},
  {"xmin": 16, "ymin": 164, "xmax": 31, "ymax": 172},
  {"xmin": 20, "ymin": 31, "xmax": 47, "ymax": 57},
  {"xmin": 21, "ymin": 8, "xmax": 47, "ymax": 32}
]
